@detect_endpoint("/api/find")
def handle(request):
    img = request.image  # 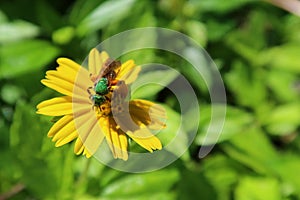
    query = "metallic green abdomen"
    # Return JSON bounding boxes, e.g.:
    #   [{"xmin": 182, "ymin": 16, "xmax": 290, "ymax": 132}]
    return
[
  {"xmin": 95, "ymin": 78, "xmax": 108, "ymax": 95},
  {"xmin": 92, "ymin": 94, "xmax": 106, "ymax": 106}
]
